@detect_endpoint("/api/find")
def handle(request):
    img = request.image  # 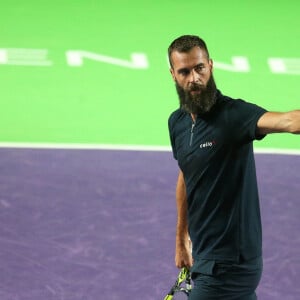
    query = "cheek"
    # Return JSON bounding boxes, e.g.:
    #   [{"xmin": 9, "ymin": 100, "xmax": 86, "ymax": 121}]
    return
[
  {"xmin": 175, "ymin": 77, "xmax": 188, "ymax": 89},
  {"xmin": 202, "ymin": 72, "xmax": 212, "ymax": 84}
]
